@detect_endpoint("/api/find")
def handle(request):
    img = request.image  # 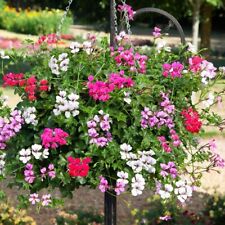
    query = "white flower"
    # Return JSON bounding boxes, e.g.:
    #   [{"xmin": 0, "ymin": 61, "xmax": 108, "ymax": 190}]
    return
[
  {"xmin": 22, "ymin": 107, "xmax": 38, "ymax": 126},
  {"xmin": 156, "ymin": 40, "xmax": 171, "ymax": 52},
  {"xmin": 31, "ymin": 144, "xmax": 42, "ymax": 159},
  {"xmin": 70, "ymin": 42, "xmax": 80, "ymax": 53},
  {"xmin": 19, "ymin": 148, "xmax": 31, "ymax": 164},
  {"xmin": 68, "ymin": 93, "xmax": 79, "ymax": 101},
  {"xmin": 0, "ymin": 153, "xmax": 6, "ymax": 175},
  {"xmin": 120, "ymin": 143, "xmax": 132, "ymax": 160},
  {"xmin": 131, "ymin": 174, "xmax": 145, "ymax": 196},
  {"xmin": 58, "ymin": 53, "xmax": 68, "ymax": 61},
  {"xmin": 65, "ymin": 111, "xmax": 71, "ymax": 118},
  {"xmin": 159, "ymin": 190, "xmax": 171, "ymax": 199},
  {"xmin": 124, "ymin": 91, "xmax": 131, "ymax": 104},
  {"xmin": 165, "ymin": 184, "xmax": 173, "ymax": 192},
  {"xmin": 60, "ymin": 58, "xmax": 69, "ymax": 72},
  {"xmin": 174, "ymin": 180, "xmax": 193, "ymax": 203},
  {"xmin": 203, "ymin": 92, "xmax": 214, "ymax": 108},
  {"xmin": 83, "ymin": 41, "xmax": 93, "ymax": 55},
  {"xmin": 117, "ymin": 171, "xmax": 129, "ymax": 184},
  {"xmin": 0, "ymin": 50, "xmax": 9, "ymax": 59},
  {"xmin": 59, "ymin": 91, "xmax": 67, "ymax": 97},
  {"xmin": 127, "ymin": 160, "xmax": 143, "ymax": 173},
  {"xmin": 42, "ymin": 149, "xmax": 49, "ymax": 159}
]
